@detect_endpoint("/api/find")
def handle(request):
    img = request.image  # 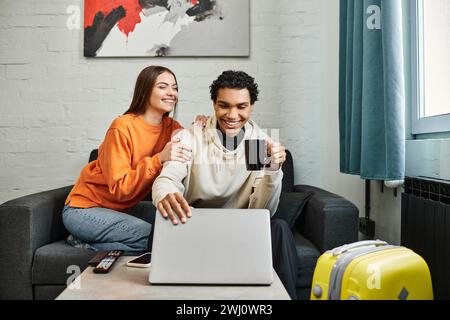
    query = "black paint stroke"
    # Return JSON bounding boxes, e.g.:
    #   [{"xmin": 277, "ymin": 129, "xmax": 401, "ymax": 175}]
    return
[
  {"xmin": 140, "ymin": 0, "xmax": 217, "ymax": 20},
  {"xmin": 186, "ymin": 0, "xmax": 214, "ymax": 17},
  {"xmin": 84, "ymin": 6, "xmax": 126, "ymax": 57},
  {"xmin": 140, "ymin": 0, "xmax": 169, "ymax": 10}
]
